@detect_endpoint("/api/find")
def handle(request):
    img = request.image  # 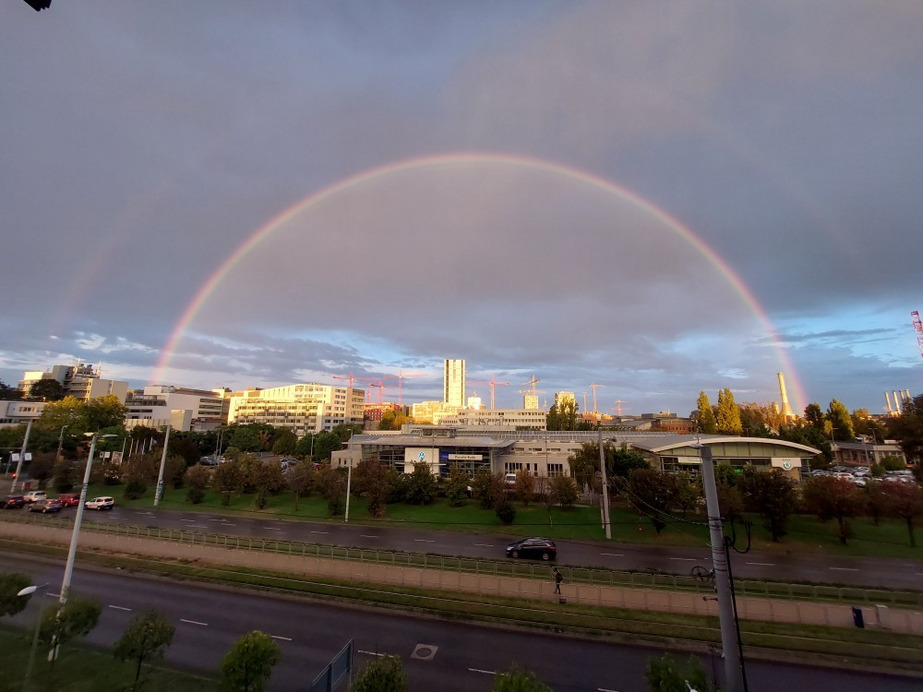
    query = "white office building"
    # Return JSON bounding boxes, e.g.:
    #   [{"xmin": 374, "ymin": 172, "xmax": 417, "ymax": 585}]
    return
[
  {"xmin": 443, "ymin": 359, "xmax": 466, "ymax": 408},
  {"xmin": 227, "ymin": 383, "xmax": 365, "ymax": 434}
]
